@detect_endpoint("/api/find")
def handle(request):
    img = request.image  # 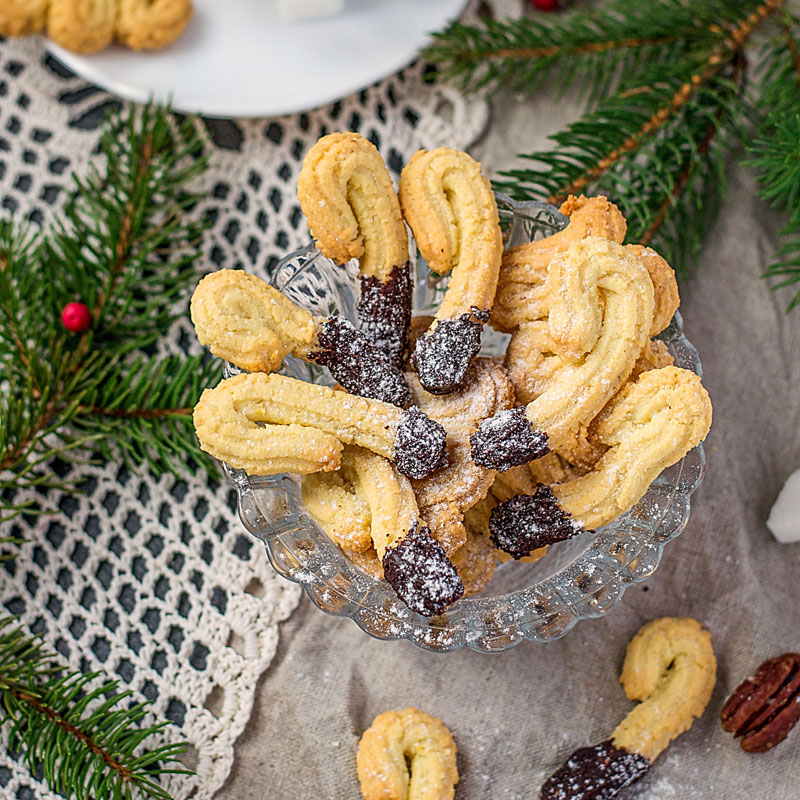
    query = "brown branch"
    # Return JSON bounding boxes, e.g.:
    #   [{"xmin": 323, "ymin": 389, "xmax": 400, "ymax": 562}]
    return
[
  {"xmin": 78, "ymin": 406, "xmax": 192, "ymax": 419},
  {"xmin": 546, "ymin": 0, "xmax": 785, "ymax": 204},
  {"xmin": 638, "ymin": 123, "xmax": 720, "ymax": 247},
  {"xmin": 0, "ymin": 132, "xmax": 161, "ymax": 476},
  {"xmin": 480, "ymin": 34, "xmax": 679, "ymax": 62},
  {"xmin": 0, "ymin": 397, "xmax": 58, "ymax": 473},
  {"xmin": 638, "ymin": 49, "xmax": 747, "ymax": 247},
  {"xmin": 90, "ymin": 134, "xmax": 154, "ymax": 324},
  {"xmin": 12, "ymin": 686, "xmax": 135, "ymax": 784}
]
